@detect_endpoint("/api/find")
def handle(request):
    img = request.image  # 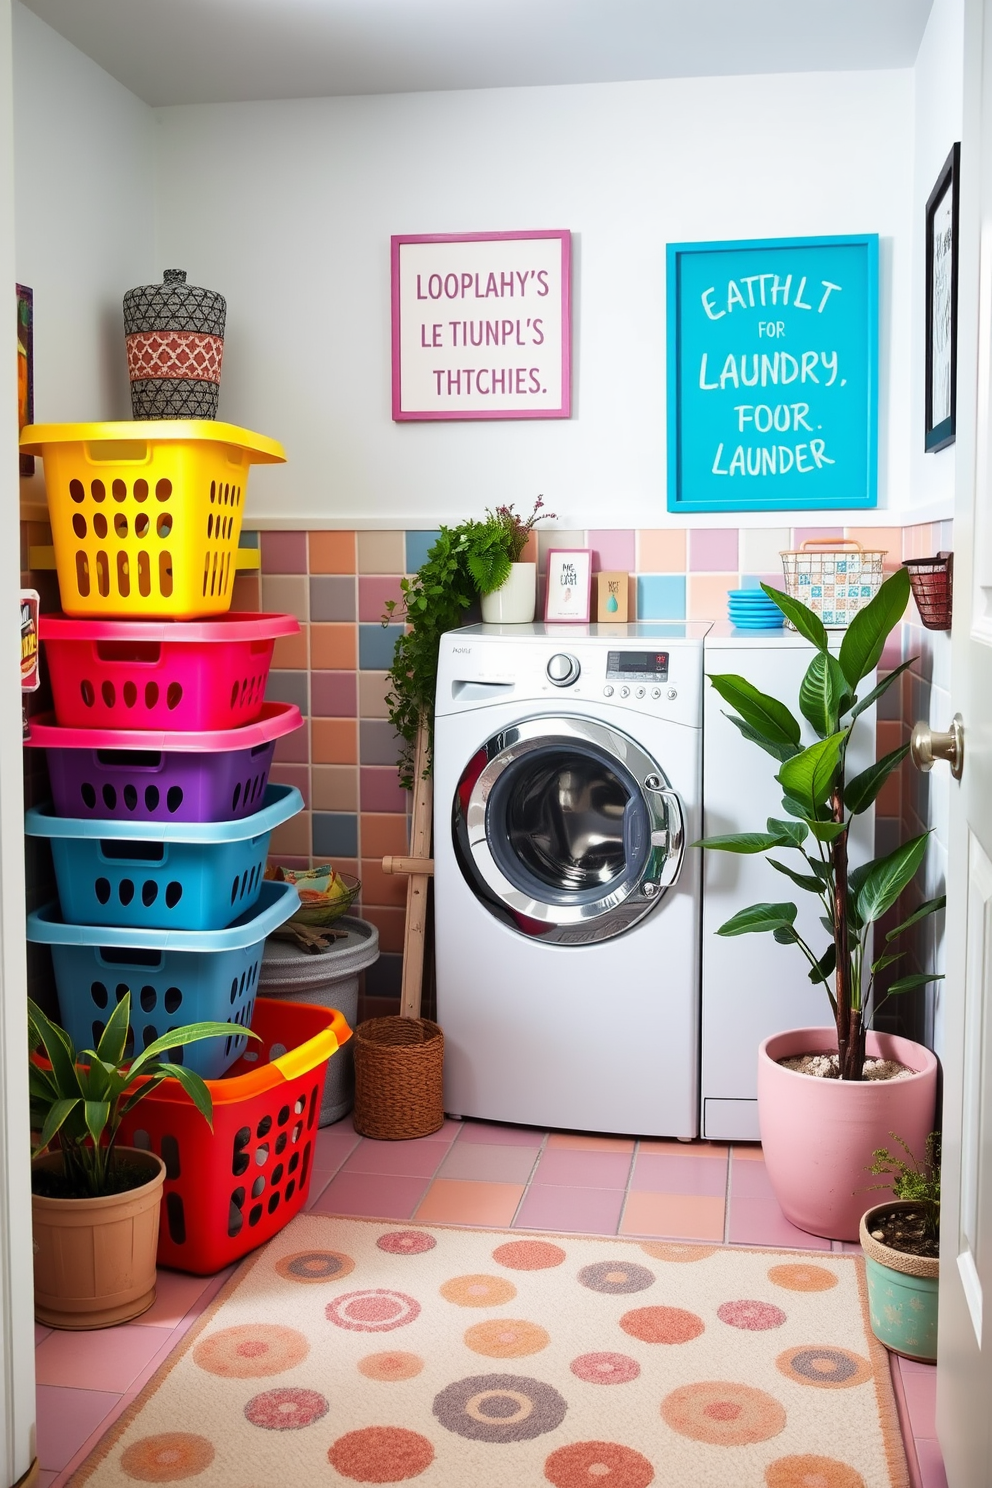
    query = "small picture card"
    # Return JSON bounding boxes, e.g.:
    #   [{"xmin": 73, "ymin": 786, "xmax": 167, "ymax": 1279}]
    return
[
  {"xmin": 545, "ymin": 549, "xmax": 592, "ymax": 623},
  {"xmin": 17, "ymin": 284, "xmax": 34, "ymax": 477},
  {"xmin": 595, "ymin": 571, "xmax": 629, "ymax": 622}
]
